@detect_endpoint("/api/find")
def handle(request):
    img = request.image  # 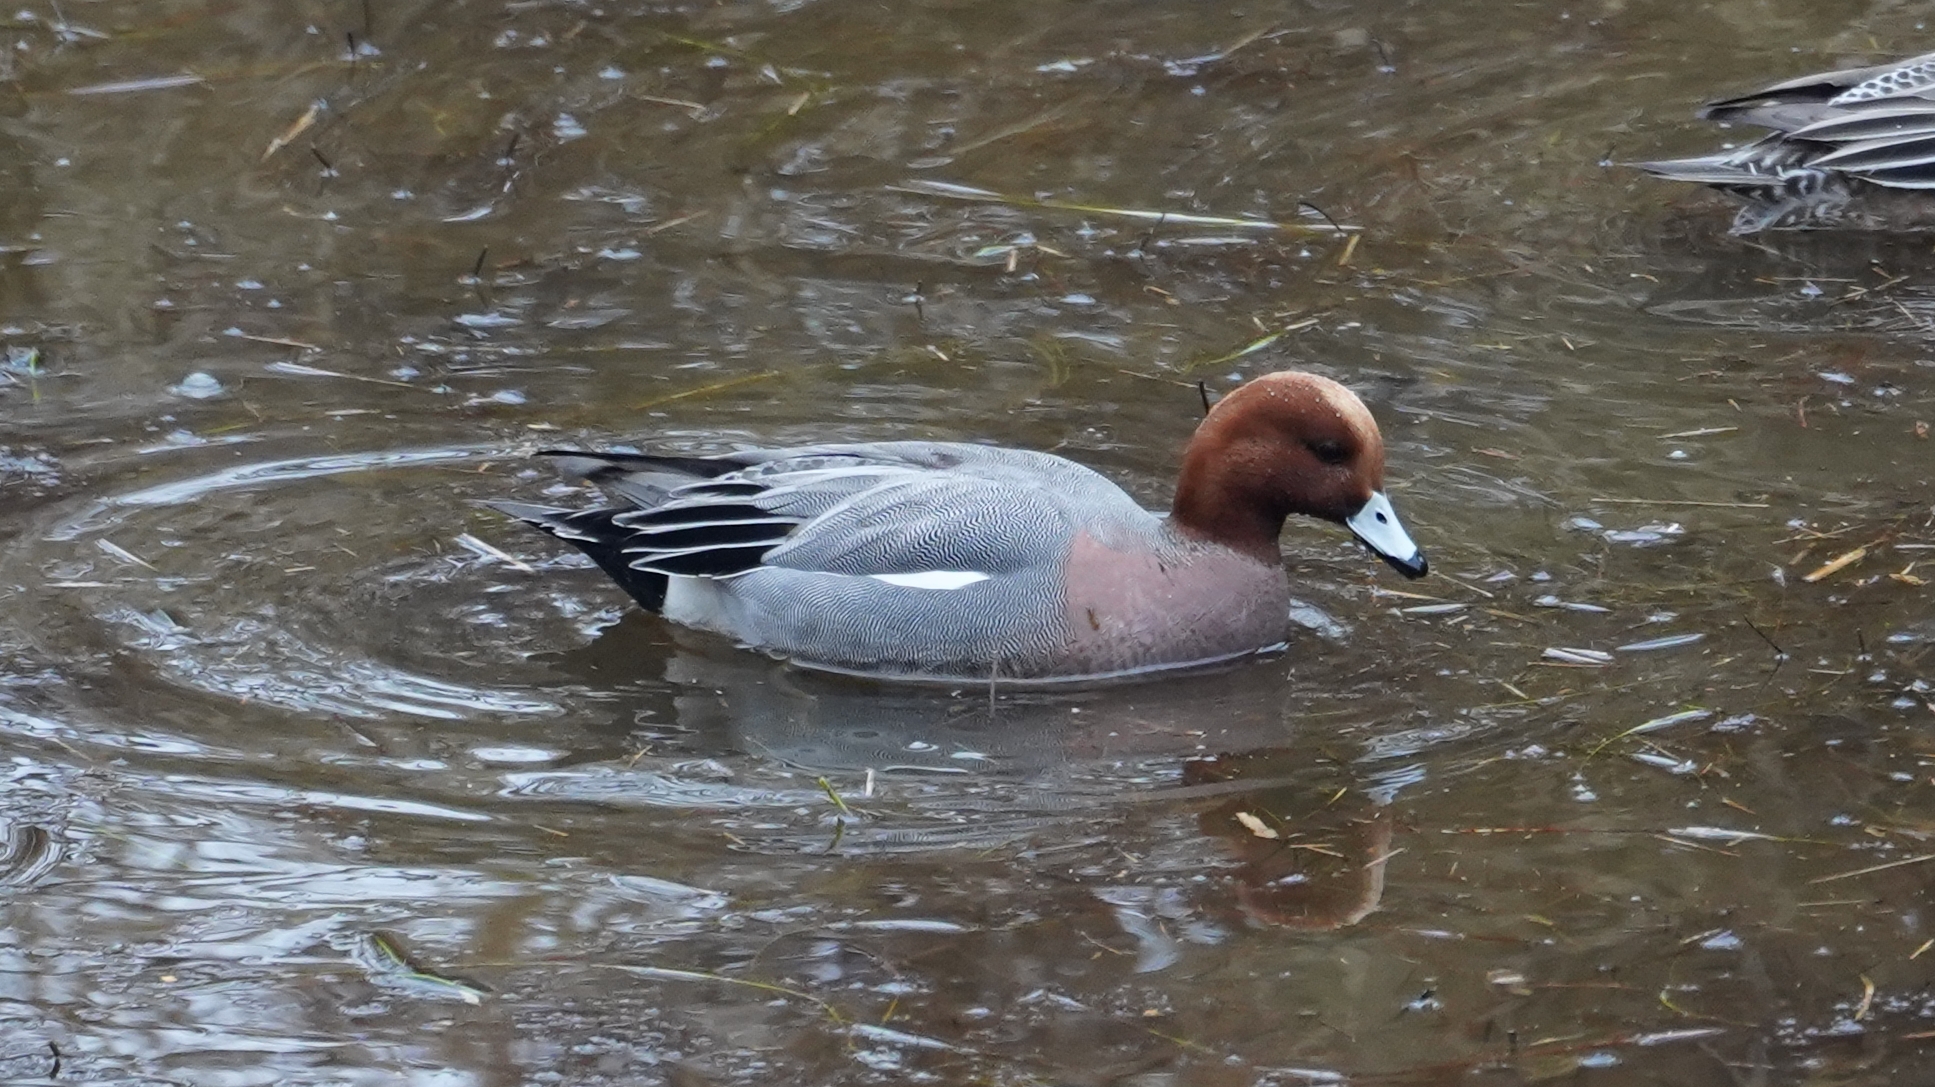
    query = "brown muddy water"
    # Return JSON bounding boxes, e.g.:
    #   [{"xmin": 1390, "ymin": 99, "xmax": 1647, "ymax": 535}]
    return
[{"xmin": 2, "ymin": 0, "xmax": 1934, "ymax": 1083}]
